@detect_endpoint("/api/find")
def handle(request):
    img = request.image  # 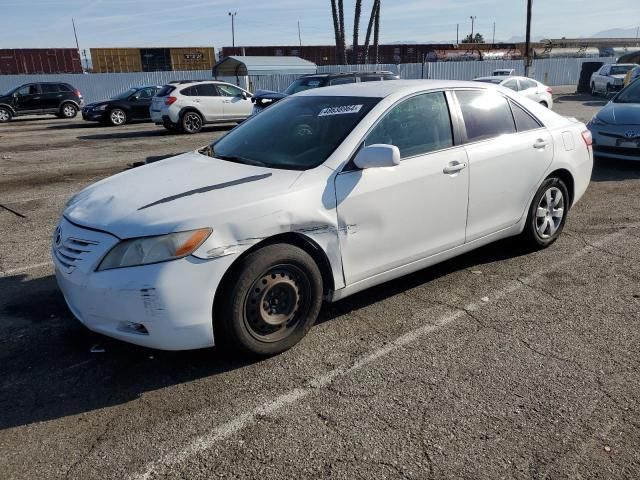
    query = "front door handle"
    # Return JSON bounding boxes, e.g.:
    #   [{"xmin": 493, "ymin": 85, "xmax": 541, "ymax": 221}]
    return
[
  {"xmin": 33, "ymin": 96, "xmax": 40, "ymax": 100},
  {"xmin": 533, "ymin": 139, "xmax": 548, "ymax": 149},
  {"xmin": 223, "ymin": 100, "xmax": 232, "ymax": 103},
  {"xmin": 443, "ymin": 161, "xmax": 467, "ymax": 174}
]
